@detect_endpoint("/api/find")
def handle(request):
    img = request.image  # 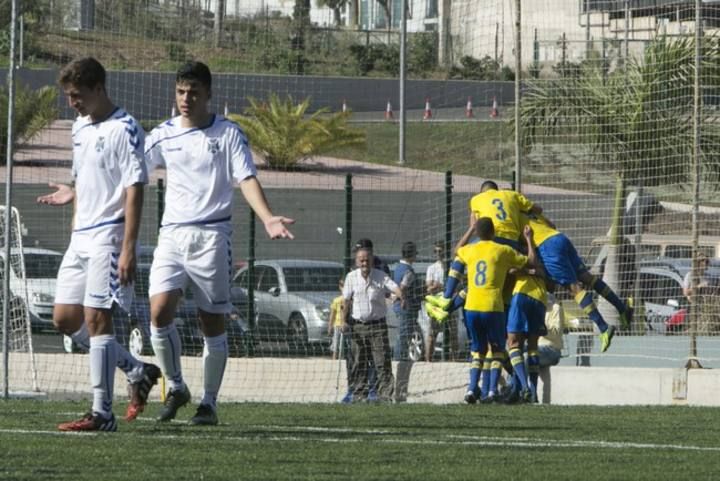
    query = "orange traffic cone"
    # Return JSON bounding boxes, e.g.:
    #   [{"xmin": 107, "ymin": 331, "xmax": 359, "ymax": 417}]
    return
[
  {"xmin": 385, "ymin": 99, "xmax": 394, "ymax": 120},
  {"xmin": 490, "ymin": 96, "xmax": 499, "ymax": 118},
  {"xmin": 465, "ymin": 97, "xmax": 474, "ymax": 118},
  {"xmin": 423, "ymin": 97, "xmax": 432, "ymax": 120}
]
